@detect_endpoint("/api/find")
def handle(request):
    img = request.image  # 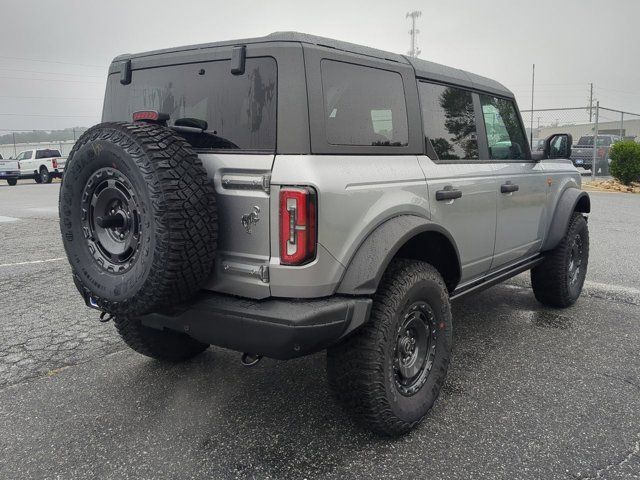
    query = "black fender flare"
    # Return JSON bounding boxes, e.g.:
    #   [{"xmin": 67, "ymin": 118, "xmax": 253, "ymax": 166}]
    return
[
  {"xmin": 336, "ymin": 215, "xmax": 461, "ymax": 295},
  {"xmin": 541, "ymin": 188, "xmax": 590, "ymax": 251}
]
